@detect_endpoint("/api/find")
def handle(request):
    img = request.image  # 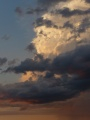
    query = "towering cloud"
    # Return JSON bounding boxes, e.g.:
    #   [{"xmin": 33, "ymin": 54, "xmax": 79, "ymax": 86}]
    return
[{"xmin": 2, "ymin": 0, "xmax": 90, "ymax": 106}]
